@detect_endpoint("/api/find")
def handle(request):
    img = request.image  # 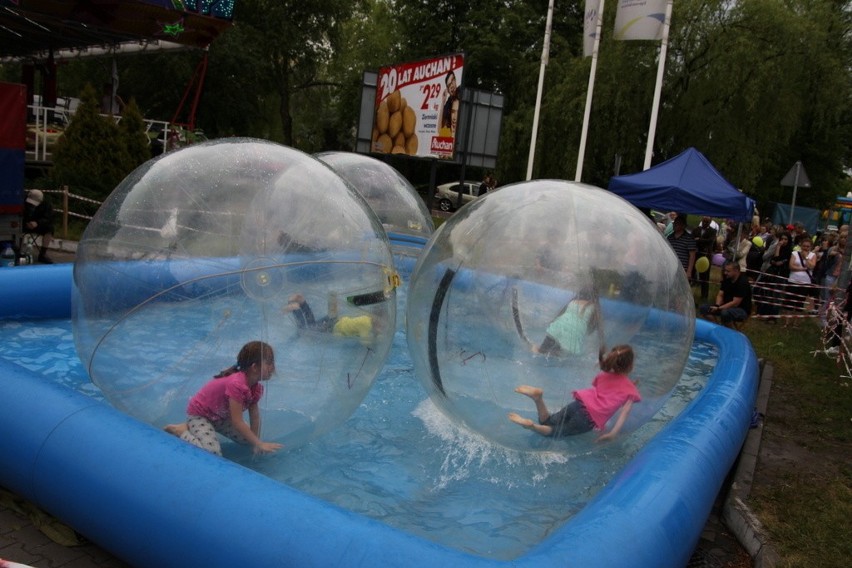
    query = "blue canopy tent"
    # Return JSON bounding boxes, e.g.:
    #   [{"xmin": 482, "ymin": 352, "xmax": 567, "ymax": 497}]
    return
[{"xmin": 608, "ymin": 148, "xmax": 755, "ymax": 222}]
